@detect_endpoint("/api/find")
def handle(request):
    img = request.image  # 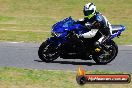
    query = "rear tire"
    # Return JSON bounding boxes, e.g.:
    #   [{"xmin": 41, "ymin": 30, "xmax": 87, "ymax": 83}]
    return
[
  {"xmin": 93, "ymin": 40, "xmax": 118, "ymax": 64},
  {"xmin": 38, "ymin": 41, "xmax": 60, "ymax": 63}
]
